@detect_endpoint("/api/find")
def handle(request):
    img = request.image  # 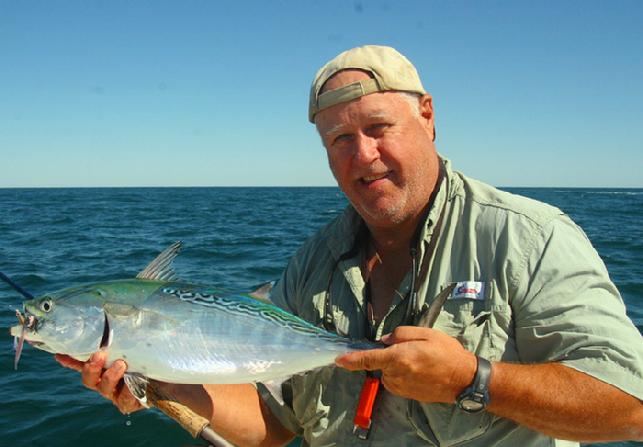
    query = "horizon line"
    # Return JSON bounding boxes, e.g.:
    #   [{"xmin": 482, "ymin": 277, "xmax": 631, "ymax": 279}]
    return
[{"xmin": 1, "ymin": 185, "xmax": 642, "ymax": 190}]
